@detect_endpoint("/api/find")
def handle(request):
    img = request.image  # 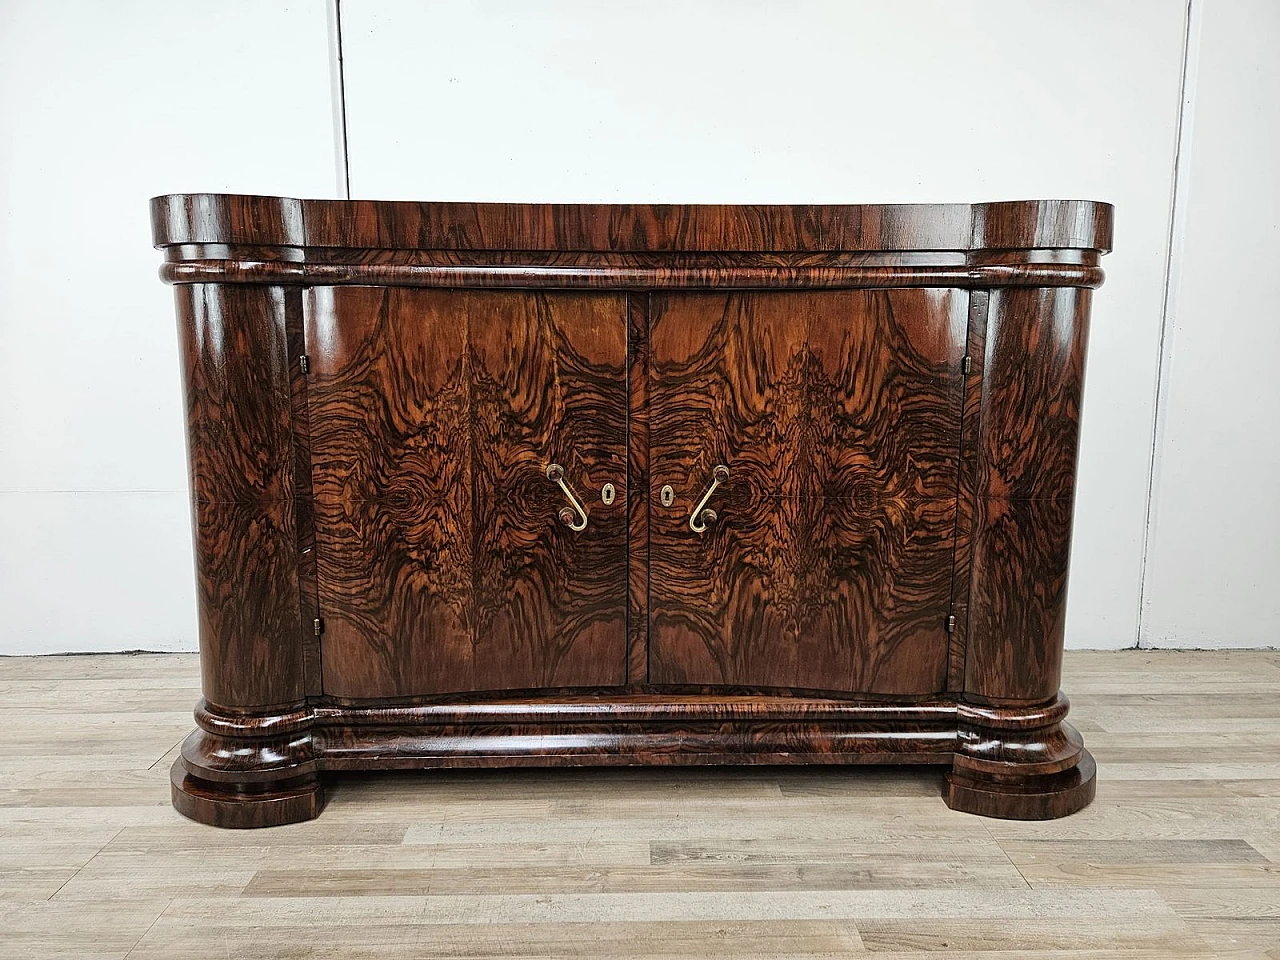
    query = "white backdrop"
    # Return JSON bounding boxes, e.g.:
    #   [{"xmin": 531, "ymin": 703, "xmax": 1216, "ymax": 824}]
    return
[{"xmin": 0, "ymin": 0, "xmax": 1274, "ymax": 654}]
